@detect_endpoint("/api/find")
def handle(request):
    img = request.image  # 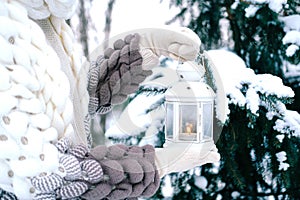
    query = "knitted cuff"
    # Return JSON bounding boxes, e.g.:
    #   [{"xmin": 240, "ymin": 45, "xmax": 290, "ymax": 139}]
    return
[
  {"xmin": 30, "ymin": 139, "xmax": 160, "ymax": 199},
  {"xmin": 0, "ymin": 188, "xmax": 17, "ymax": 200},
  {"xmin": 88, "ymin": 33, "xmax": 152, "ymax": 116}
]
